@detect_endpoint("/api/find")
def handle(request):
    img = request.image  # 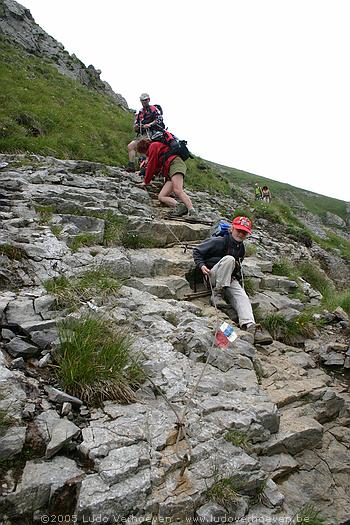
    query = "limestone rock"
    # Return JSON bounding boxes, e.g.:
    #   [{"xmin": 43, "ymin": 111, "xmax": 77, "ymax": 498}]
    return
[
  {"xmin": 260, "ymin": 410, "xmax": 323, "ymax": 456},
  {"xmin": 1, "ymin": 456, "xmax": 84, "ymax": 519}
]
